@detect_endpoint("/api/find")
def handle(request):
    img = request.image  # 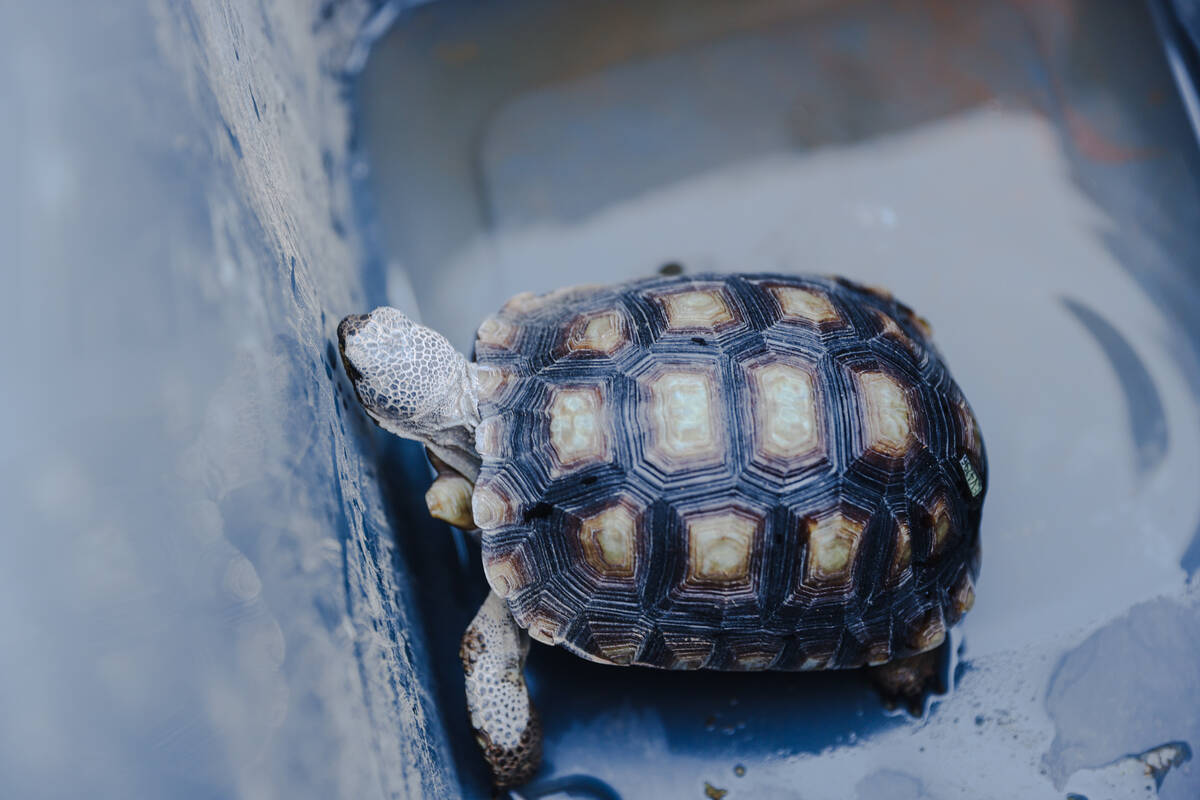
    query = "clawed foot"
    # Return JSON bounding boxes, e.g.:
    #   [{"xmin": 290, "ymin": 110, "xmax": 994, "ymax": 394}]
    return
[{"xmin": 867, "ymin": 642, "xmax": 948, "ymax": 715}]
